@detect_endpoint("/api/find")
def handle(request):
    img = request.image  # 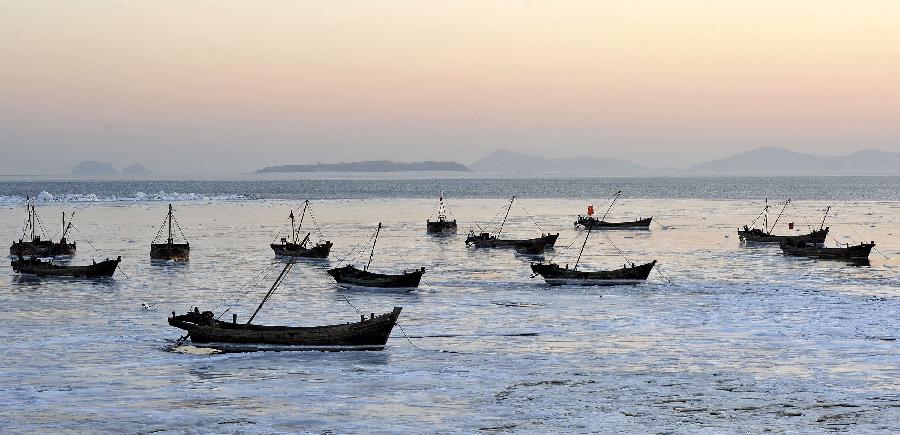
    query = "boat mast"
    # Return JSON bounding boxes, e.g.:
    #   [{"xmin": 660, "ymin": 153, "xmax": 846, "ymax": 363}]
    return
[
  {"xmin": 573, "ymin": 220, "xmax": 594, "ymax": 270},
  {"xmin": 764, "ymin": 198, "xmax": 768, "ymax": 234},
  {"xmin": 61, "ymin": 212, "xmax": 65, "ymax": 240},
  {"xmin": 769, "ymin": 199, "xmax": 790, "ymax": 233},
  {"xmin": 366, "ymin": 223, "xmax": 382, "ymax": 271},
  {"xmin": 289, "ymin": 210, "xmax": 296, "ymax": 243},
  {"xmin": 497, "ymin": 196, "xmax": 515, "ymax": 237},
  {"xmin": 438, "ymin": 192, "xmax": 446, "ymax": 221},
  {"xmin": 820, "ymin": 206, "xmax": 831, "ymax": 229},
  {"xmin": 167, "ymin": 204, "xmax": 174, "ymax": 244},
  {"xmin": 601, "ymin": 191, "xmax": 622, "ymax": 222},
  {"xmin": 30, "ymin": 201, "xmax": 35, "ymax": 241},
  {"xmin": 247, "ymin": 257, "xmax": 295, "ymax": 324}
]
